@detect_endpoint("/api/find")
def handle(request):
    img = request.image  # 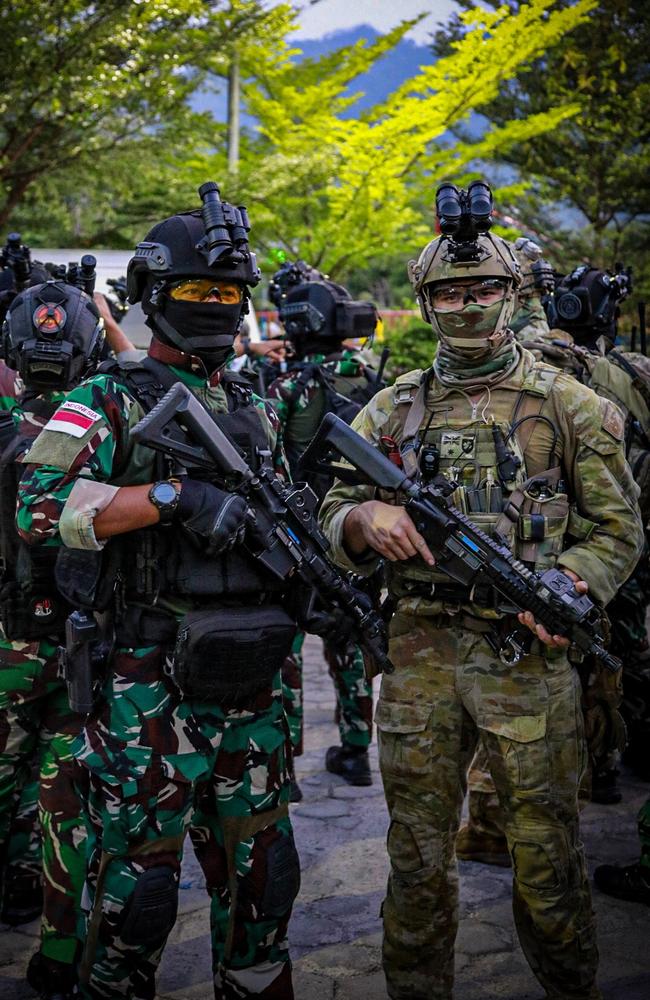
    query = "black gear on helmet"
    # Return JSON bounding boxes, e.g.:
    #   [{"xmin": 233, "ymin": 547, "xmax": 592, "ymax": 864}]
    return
[
  {"xmin": 279, "ymin": 278, "xmax": 377, "ymax": 358},
  {"xmin": 545, "ymin": 264, "xmax": 632, "ymax": 346},
  {"xmin": 268, "ymin": 260, "xmax": 324, "ymax": 309},
  {"xmin": 2, "ymin": 280, "xmax": 104, "ymax": 391},
  {"xmin": 126, "ymin": 183, "xmax": 261, "ymax": 369}
]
